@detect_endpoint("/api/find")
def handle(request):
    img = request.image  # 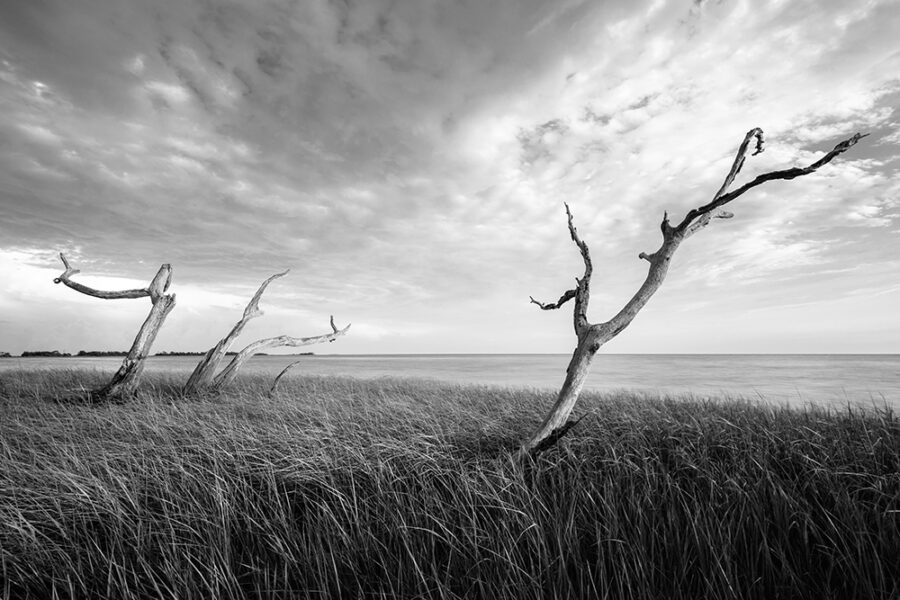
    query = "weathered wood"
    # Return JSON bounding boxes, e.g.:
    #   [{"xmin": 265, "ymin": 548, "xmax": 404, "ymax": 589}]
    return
[
  {"xmin": 522, "ymin": 129, "xmax": 865, "ymax": 457},
  {"xmin": 183, "ymin": 270, "xmax": 288, "ymax": 394},
  {"xmin": 92, "ymin": 291, "xmax": 176, "ymax": 400},
  {"xmin": 54, "ymin": 254, "xmax": 176, "ymax": 402},
  {"xmin": 182, "ymin": 267, "xmax": 351, "ymax": 395},
  {"xmin": 54, "ymin": 253, "xmax": 156, "ymax": 299},
  {"xmin": 211, "ymin": 317, "xmax": 349, "ymax": 391},
  {"xmin": 269, "ymin": 359, "xmax": 304, "ymax": 396}
]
